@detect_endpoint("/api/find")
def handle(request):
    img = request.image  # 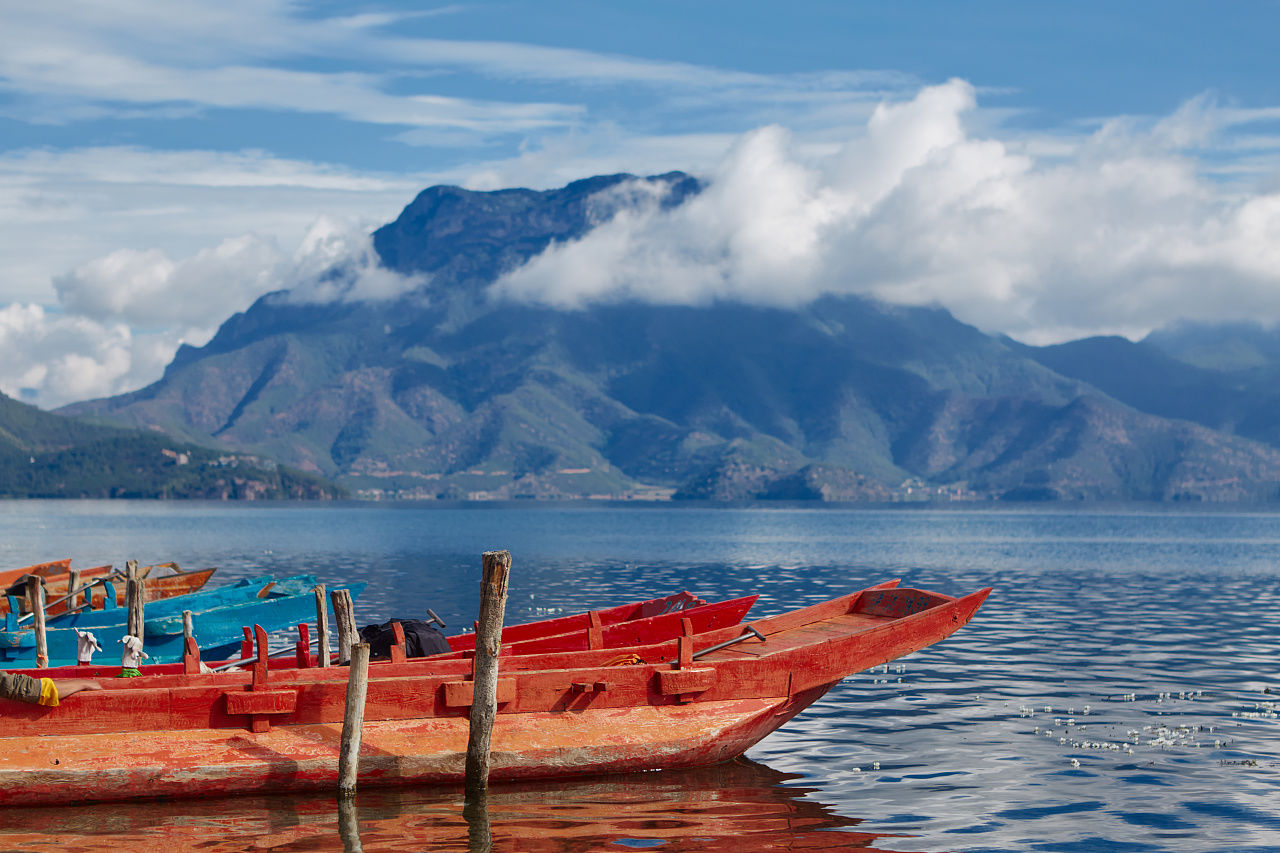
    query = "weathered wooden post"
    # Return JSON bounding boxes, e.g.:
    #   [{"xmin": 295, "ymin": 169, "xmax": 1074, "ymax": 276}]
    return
[
  {"xmin": 67, "ymin": 570, "xmax": 80, "ymax": 611},
  {"xmin": 126, "ymin": 560, "xmax": 146, "ymax": 640},
  {"xmin": 25, "ymin": 576, "xmax": 48, "ymax": 669},
  {"xmin": 182, "ymin": 610, "xmax": 194, "ymax": 644},
  {"xmin": 331, "ymin": 588, "xmax": 357, "ymax": 666},
  {"xmin": 464, "ymin": 550, "xmax": 511, "ymax": 800},
  {"xmin": 337, "ymin": 793, "xmax": 363, "ymax": 852},
  {"xmin": 338, "ymin": 641, "xmax": 370, "ymax": 796},
  {"xmin": 314, "ymin": 584, "xmax": 331, "ymax": 668}
]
